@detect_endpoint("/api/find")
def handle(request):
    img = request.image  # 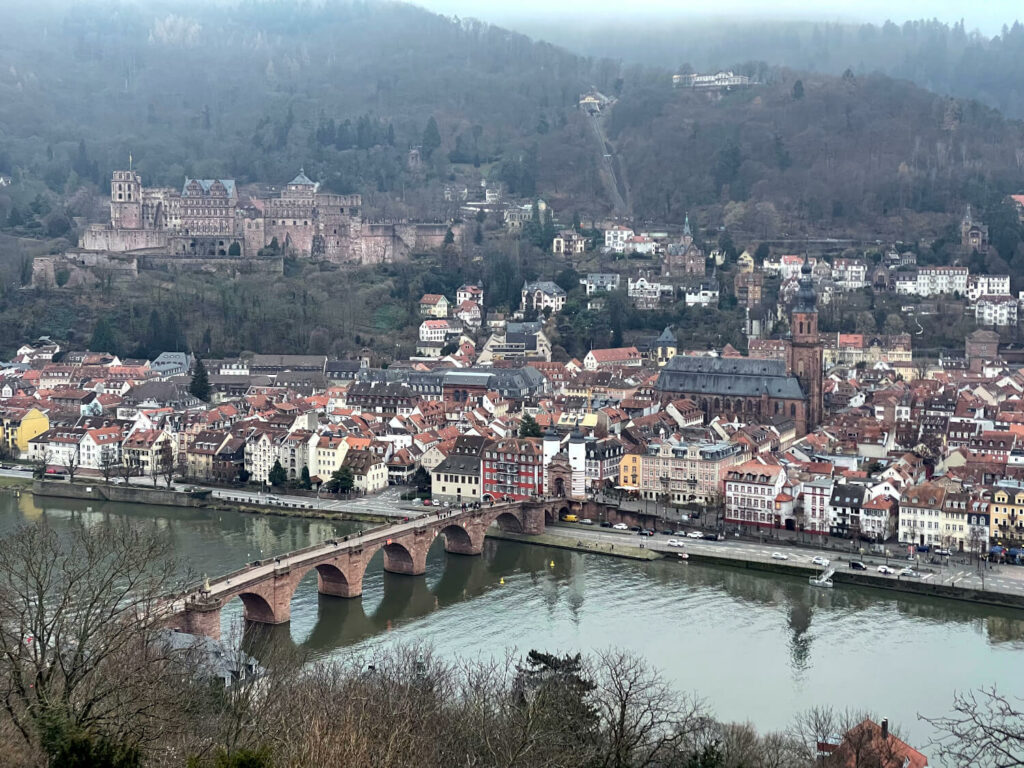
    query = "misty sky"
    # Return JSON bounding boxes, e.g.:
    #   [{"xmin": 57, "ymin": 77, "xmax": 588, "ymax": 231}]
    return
[{"xmin": 414, "ymin": 0, "xmax": 1021, "ymax": 35}]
